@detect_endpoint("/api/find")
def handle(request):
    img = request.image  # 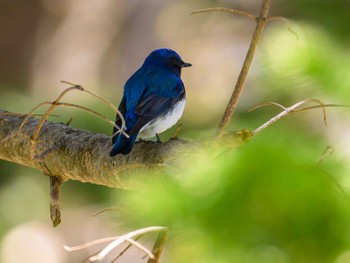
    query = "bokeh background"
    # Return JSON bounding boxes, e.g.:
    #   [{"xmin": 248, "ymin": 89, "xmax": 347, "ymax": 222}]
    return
[{"xmin": 1, "ymin": 0, "xmax": 350, "ymax": 262}]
